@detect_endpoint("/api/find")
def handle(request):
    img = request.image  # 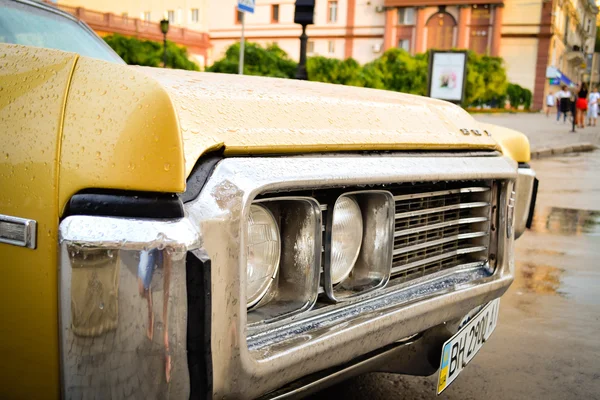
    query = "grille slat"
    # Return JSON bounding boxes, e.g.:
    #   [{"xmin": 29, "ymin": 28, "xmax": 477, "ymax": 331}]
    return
[
  {"xmin": 394, "ymin": 201, "xmax": 489, "ymax": 220},
  {"xmin": 392, "ymin": 186, "xmax": 490, "ymax": 202},
  {"xmin": 394, "ymin": 216, "xmax": 489, "ymax": 238}
]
